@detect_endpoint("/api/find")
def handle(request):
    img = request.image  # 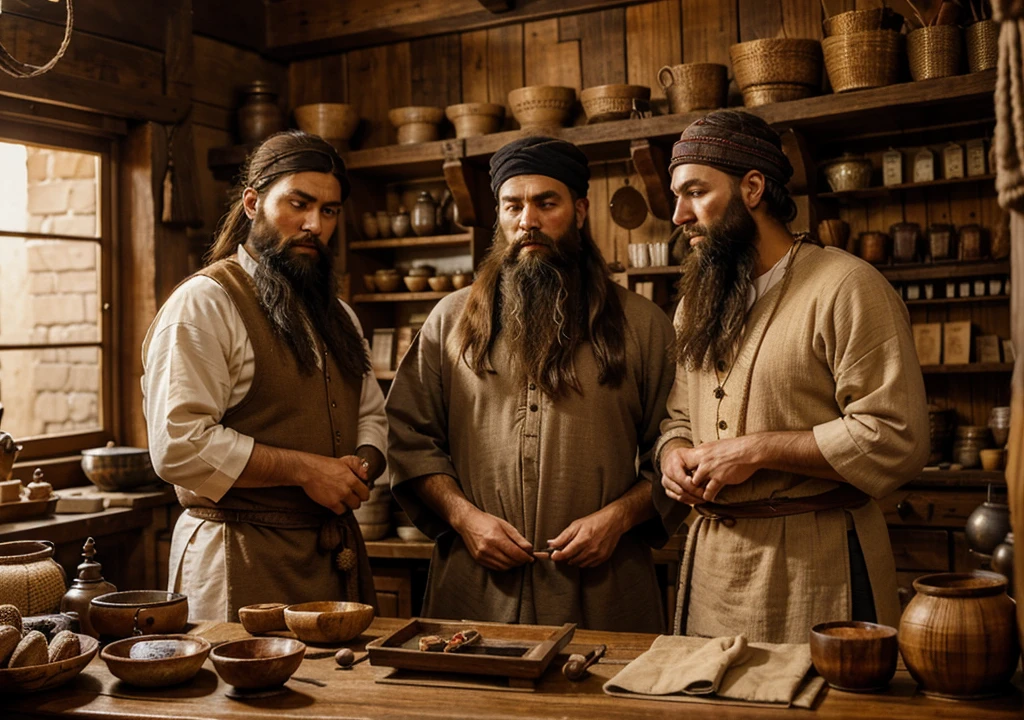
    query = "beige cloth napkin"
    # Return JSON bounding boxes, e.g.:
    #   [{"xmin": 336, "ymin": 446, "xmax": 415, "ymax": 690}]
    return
[{"xmin": 603, "ymin": 635, "xmax": 826, "ymax": 709}]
